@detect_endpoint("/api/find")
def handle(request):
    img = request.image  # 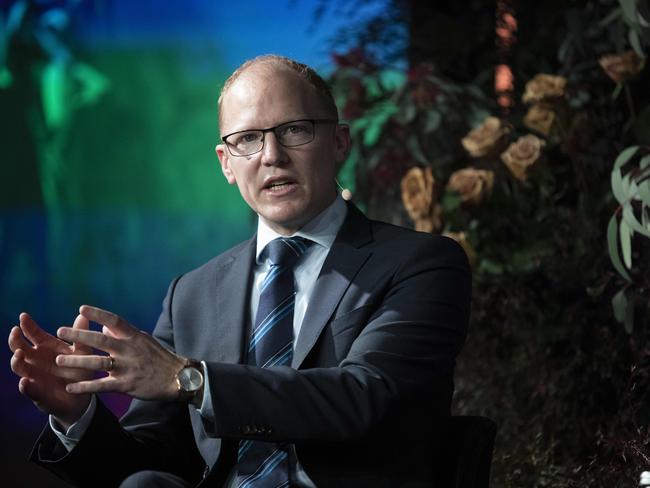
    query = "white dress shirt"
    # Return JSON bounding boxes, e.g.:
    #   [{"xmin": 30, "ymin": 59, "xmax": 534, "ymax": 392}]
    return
[{"xmin": 50, "ymin": 195, "xmax": 348, "ymax": 486}]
